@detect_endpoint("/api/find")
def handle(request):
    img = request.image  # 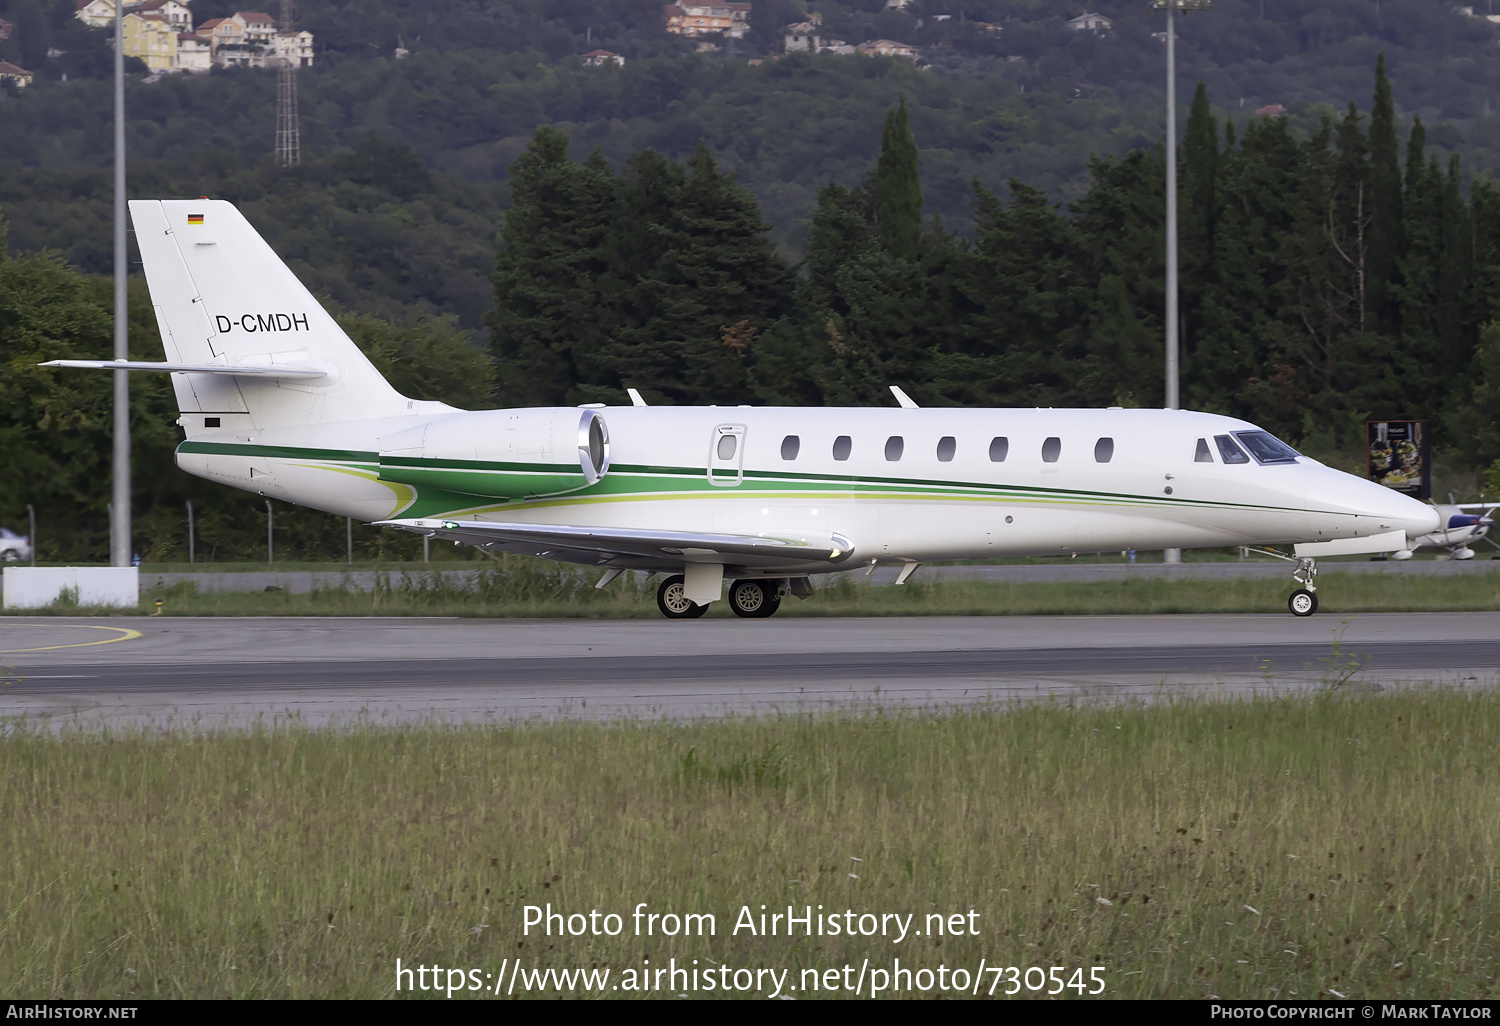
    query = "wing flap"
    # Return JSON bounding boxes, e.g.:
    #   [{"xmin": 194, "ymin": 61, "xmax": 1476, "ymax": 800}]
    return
[{"xmin": 377, "ymin": 518, "xmax": 856, "ymax": 567}]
